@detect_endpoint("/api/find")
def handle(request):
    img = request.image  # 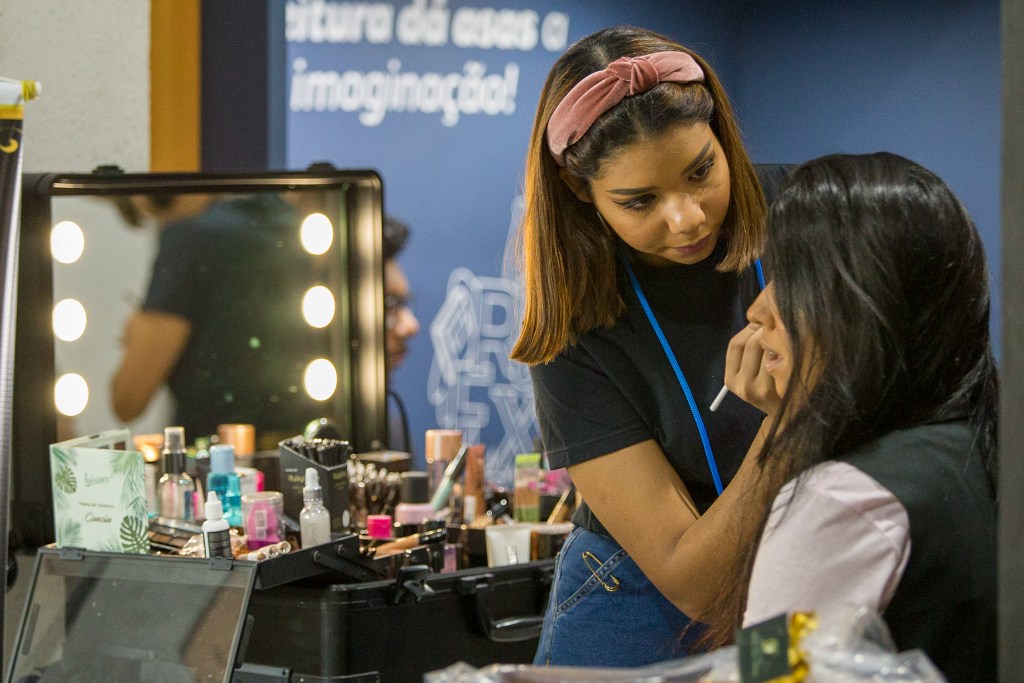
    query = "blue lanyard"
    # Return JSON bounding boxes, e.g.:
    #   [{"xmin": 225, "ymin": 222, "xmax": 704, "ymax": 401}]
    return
[{"xmin": 623, "ymin": 256, "xmax": 765, "ymax": 496}]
